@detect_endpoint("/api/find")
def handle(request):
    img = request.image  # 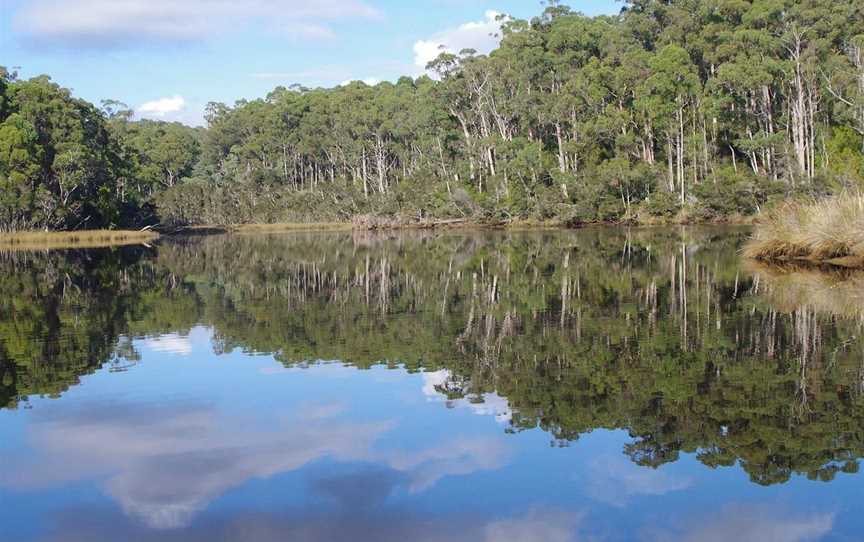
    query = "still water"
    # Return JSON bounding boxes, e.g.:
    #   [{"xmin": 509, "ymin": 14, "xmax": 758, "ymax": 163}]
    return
[{"xmin": 1, "ymin": 228, "xmax": 862, "ymax": 541}]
